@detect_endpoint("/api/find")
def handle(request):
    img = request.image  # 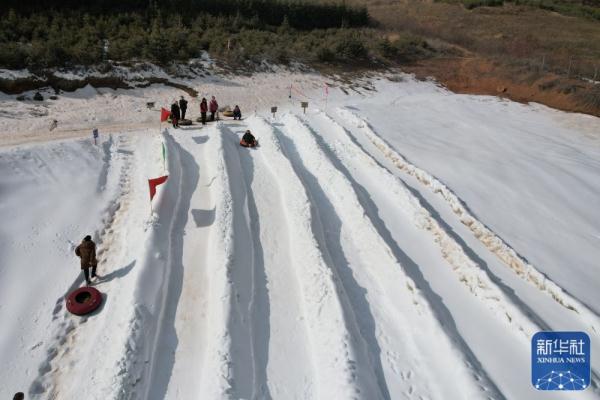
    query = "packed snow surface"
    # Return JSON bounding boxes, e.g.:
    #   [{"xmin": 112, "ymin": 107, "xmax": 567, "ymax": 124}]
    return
[{"xmin": 0, "ymin": 73, "xmax": 599, "ymax": 399}]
